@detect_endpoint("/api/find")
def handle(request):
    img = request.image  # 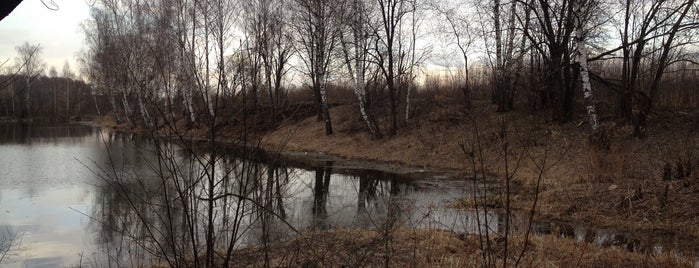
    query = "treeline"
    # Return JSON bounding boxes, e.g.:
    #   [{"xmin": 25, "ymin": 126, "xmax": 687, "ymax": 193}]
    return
[
  {"xmin": 0, "ymin": 74, "xmax": 97, "ymax": 120},
  {"xmin": 0, "ymin": 42, "xmax": 100, "ymax": 121},
  {"xmin": 78, "ymin": 0, "xmax": 698, "ymax": 138}
]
